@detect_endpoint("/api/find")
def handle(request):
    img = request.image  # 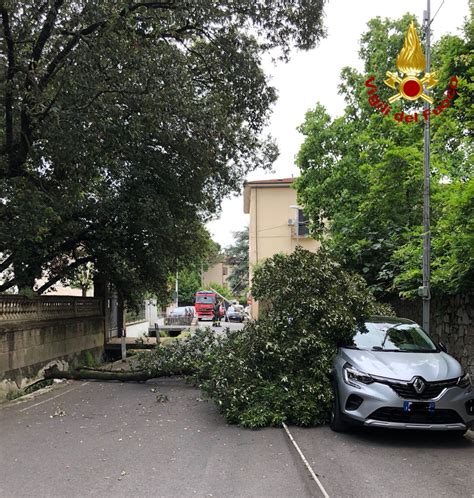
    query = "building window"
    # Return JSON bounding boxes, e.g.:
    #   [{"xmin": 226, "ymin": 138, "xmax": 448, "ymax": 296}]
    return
[
  {"xmin": 222, "ymin": 266, "xmax": 228, "ymax": 276},
  {"xmin": 298, "ymin": 209, "xmax": 310, "ymax": 237}
]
